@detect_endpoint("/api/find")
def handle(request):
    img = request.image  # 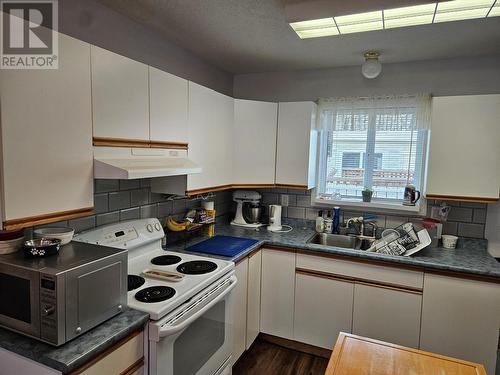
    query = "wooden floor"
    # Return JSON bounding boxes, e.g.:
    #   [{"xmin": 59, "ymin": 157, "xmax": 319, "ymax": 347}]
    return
[{"xmin": 233, "ymin": 338, "xmax": 329, "ymax": 375}]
